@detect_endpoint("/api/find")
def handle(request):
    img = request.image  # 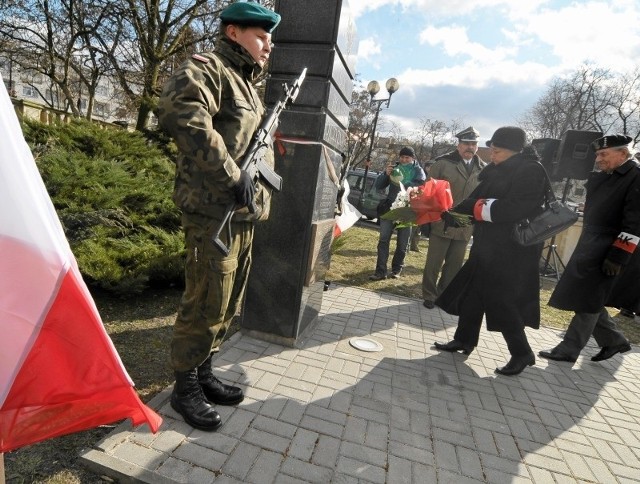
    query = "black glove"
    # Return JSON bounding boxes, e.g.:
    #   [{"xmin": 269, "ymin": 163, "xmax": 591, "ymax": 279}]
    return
[
  {"xmin": 232, "ymin": 170, "xmax": 255, "ymax": 208},
  {"xmin": 454, "ymin": 198, "xmax": 477, "ymax": 216},
  {"xmin": 602, "ymin": 258, "xmax": 622, "ymax": 276},
  {"xmin": 441, "ymin": 211, "xmax": 461, "ymax": 231}
]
